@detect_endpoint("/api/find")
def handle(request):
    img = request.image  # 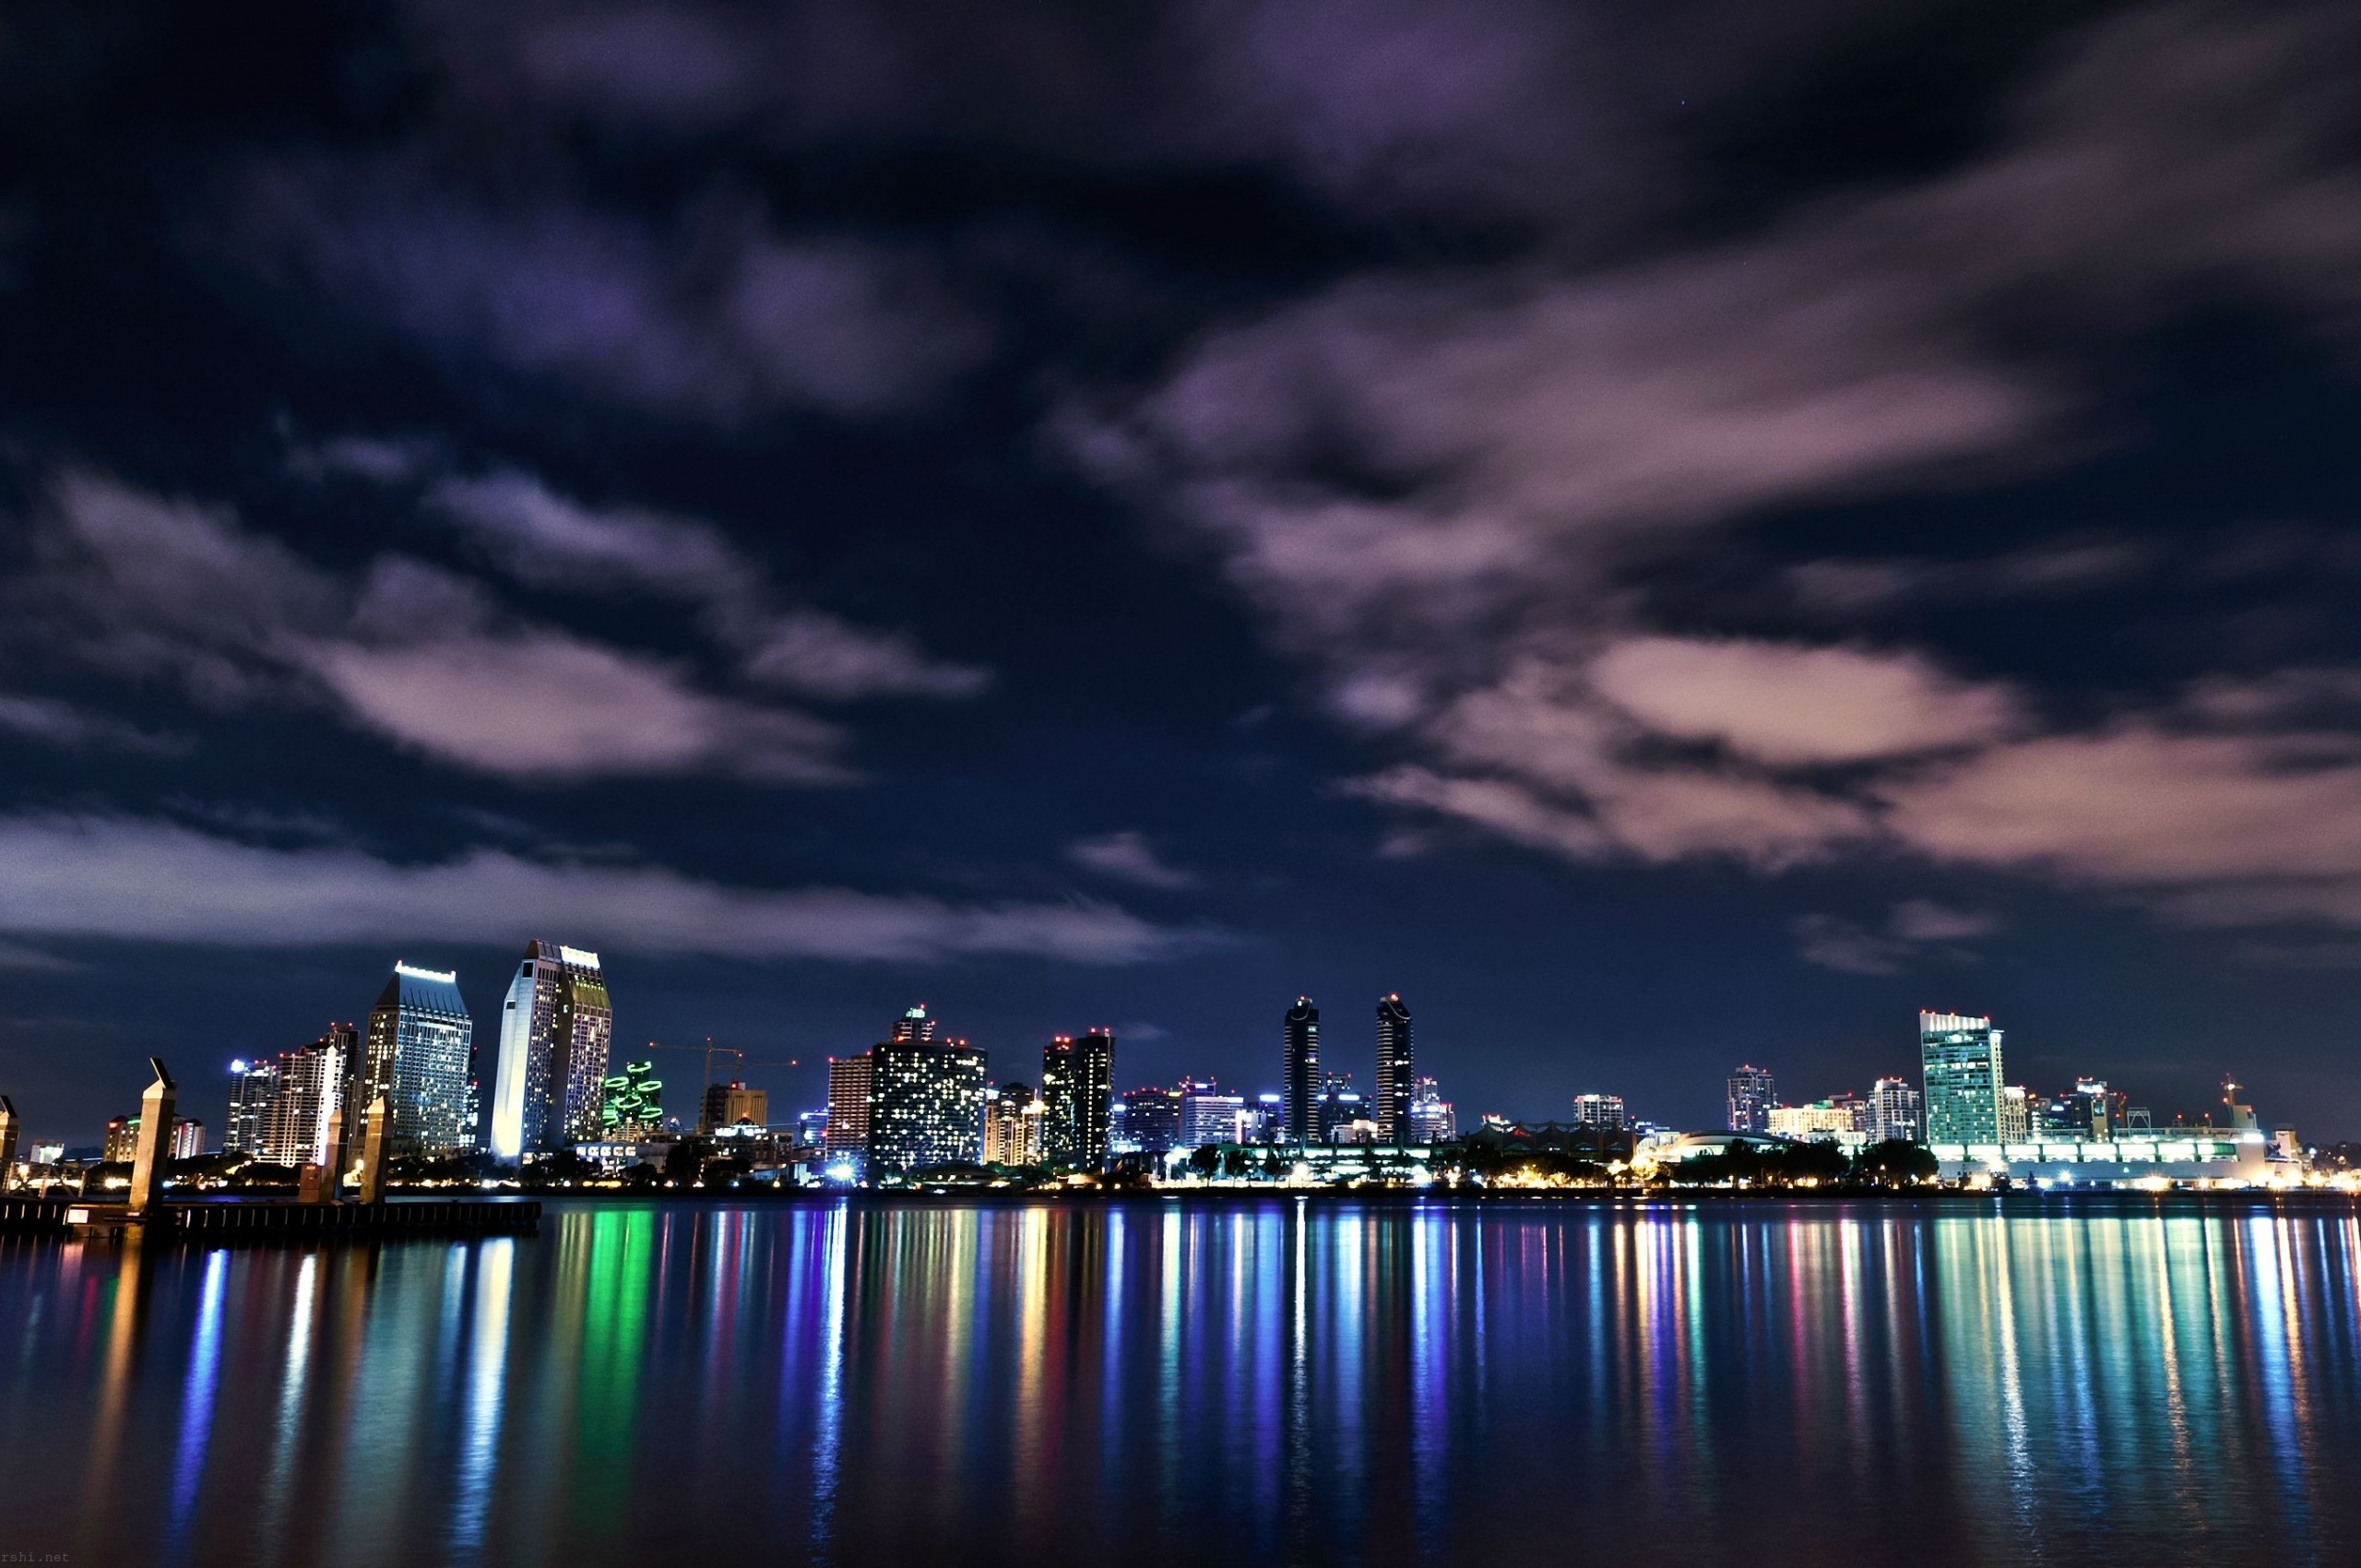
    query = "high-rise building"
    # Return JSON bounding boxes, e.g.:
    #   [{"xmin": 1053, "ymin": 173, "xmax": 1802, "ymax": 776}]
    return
[
  {"xmin": 1282, "ymin": 997, "xmax": 1321, "ymax": 1144},
  {"xmin": 1769, "ymin": 1101, "xmax": 1859, "ymax": 1142},
  {"xmin": 489, "ymin": 942, "xmax": 613, "ymax": 1160},
  {"xmin": 1040, "ymin": 1030, "xmax": 1115, "ymax": 1170},
  {"xmin": 1120, "ymin": 1085, "xmax": 1183, "ymax": 1157},
  {"xmin": 1374, "ymin": 993, "xmax": 1415, "ymax": 1143},
  {"xmin": 1407, "ymin": 1075, "xmax": 1456, "ymax": 1144},
  {"xmin": 171, "ymin": 1119, "xmax": 205, "ymax": 1159},
  {"xmin": 600, "ymin": 1061, "xmax": 664, "ymax": 1137},
  {"xmin": 700, "ymin": 1080, "xmax": 767, "ymax": 1134},
  {"xmin": 1920, "ymin": 1011, "xmax": 2005, "ymax": 1147},
  {"xmin": 825, "ymin": 1053, "xmax": 874, "ymax": 1163},
  {"xmin": 1180, "ymin": 1079, "xmax": 1247, "ymax": 1147},
  {"xmin": 356, "ymin": 962, "xmax": 477, "ymax": 1158},
  {"xmin": 1572, "ymin": 1093, "xmax": 1630, "ymax": 1131},
  {"xmin": 1999, "ymin": 1085, "xmax": 2033, "ymax": 1144},
  {"xmin": 870, "ymin": 1034, "xmax": 988, "ymax": 1173},
  {"xmin": 223, "ymin": 1058, "xmax": 277, "ymax": 1156},
  {"xmin": 260, "ymin": 1026, "xmax": 353, "ymax": 1167},
  {"xmin": 891, "ymin": 1004, "xmax": 937, "ymax": 1043},
  {"xmin": 1868, "ymin": 1077, "xmax": 1923, "ymax": 1142},
  {"xmin": 982, "ymin": 1082, "xmax": 1044, "ymax": 1166},
  {"xmin": 1727, "ymin": 1065, "xmax": 1776, "ymax": 1134}
]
